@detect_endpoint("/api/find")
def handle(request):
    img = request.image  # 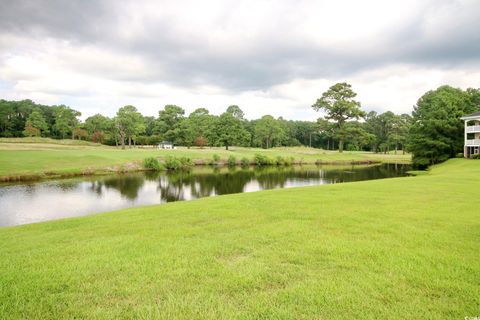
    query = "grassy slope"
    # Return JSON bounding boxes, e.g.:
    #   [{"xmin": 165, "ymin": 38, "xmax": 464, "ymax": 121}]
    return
[
  {"xmin": 0, "ymin": 137, "xmax": 104, "ymax": 146},
  {"xmin": 0, "ymin": 159, "xmax": 478, "ymax": 319},
  {"xmin": 0, "ymin": 138, "xmax": 410, "ymax": 179}
]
